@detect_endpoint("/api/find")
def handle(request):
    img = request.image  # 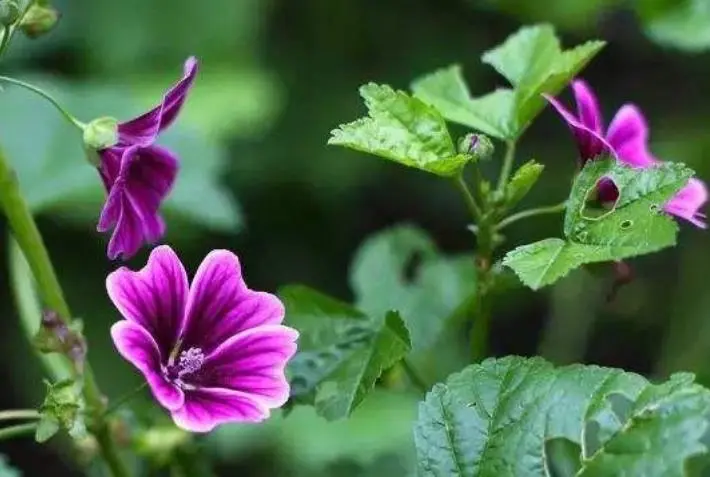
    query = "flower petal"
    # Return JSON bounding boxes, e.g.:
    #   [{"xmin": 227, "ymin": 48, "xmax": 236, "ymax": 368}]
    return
[
  {"xmin": 171, "ymin": 387, "xmax": 269, "ymax": 432},
  {"xmin": 606, "ymin": 105, "xmax": 657, "ymax": 168},
  {"xmin": 98, "ymin": 147, "xmax": 124, "ymax": 192},
  {"xmin": 545, "ymin": 92, "xmax": 605, "ymax": 162},
  {"xmin": 664, "ymin": 178, "xmax": 708, "ymax": 228},
  {"xmin": 181, "ymin": 250, "xmax": 285, "ymax": 354},
  {"xmin": 110, "ymin": 320, "xmax": 184, "ymax": 411},
  {"xmin": 202, "ymin": 325, "xmax": 298, "ymax": 407},
  {"xmin": 117, "ymin": 57, "xmax": 198, "ymax": 145},
  {"xmin": 159, "ymin": 57, "xmax": 199, "ymax": 131},
  {"xmin": 107, "ymin": 245, "xmax": 189, "ymax": 356},
  {"xmin": 572, "ymin": 80, "xmax": 603, "ymax": 135},
  {"xmin": 105, "ymin": 190, "xmax": 145, "ymax": 260}
]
